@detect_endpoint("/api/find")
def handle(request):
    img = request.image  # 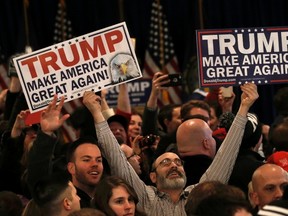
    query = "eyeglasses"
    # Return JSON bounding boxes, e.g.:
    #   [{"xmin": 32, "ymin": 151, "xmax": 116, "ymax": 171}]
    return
[
  {"xmin": 126, "ymin": 152, "xmax": 137, "ymax": 160},
  {"xmin": 152, "ymin": 158, "xmax": 184, "ymax": 172}
]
